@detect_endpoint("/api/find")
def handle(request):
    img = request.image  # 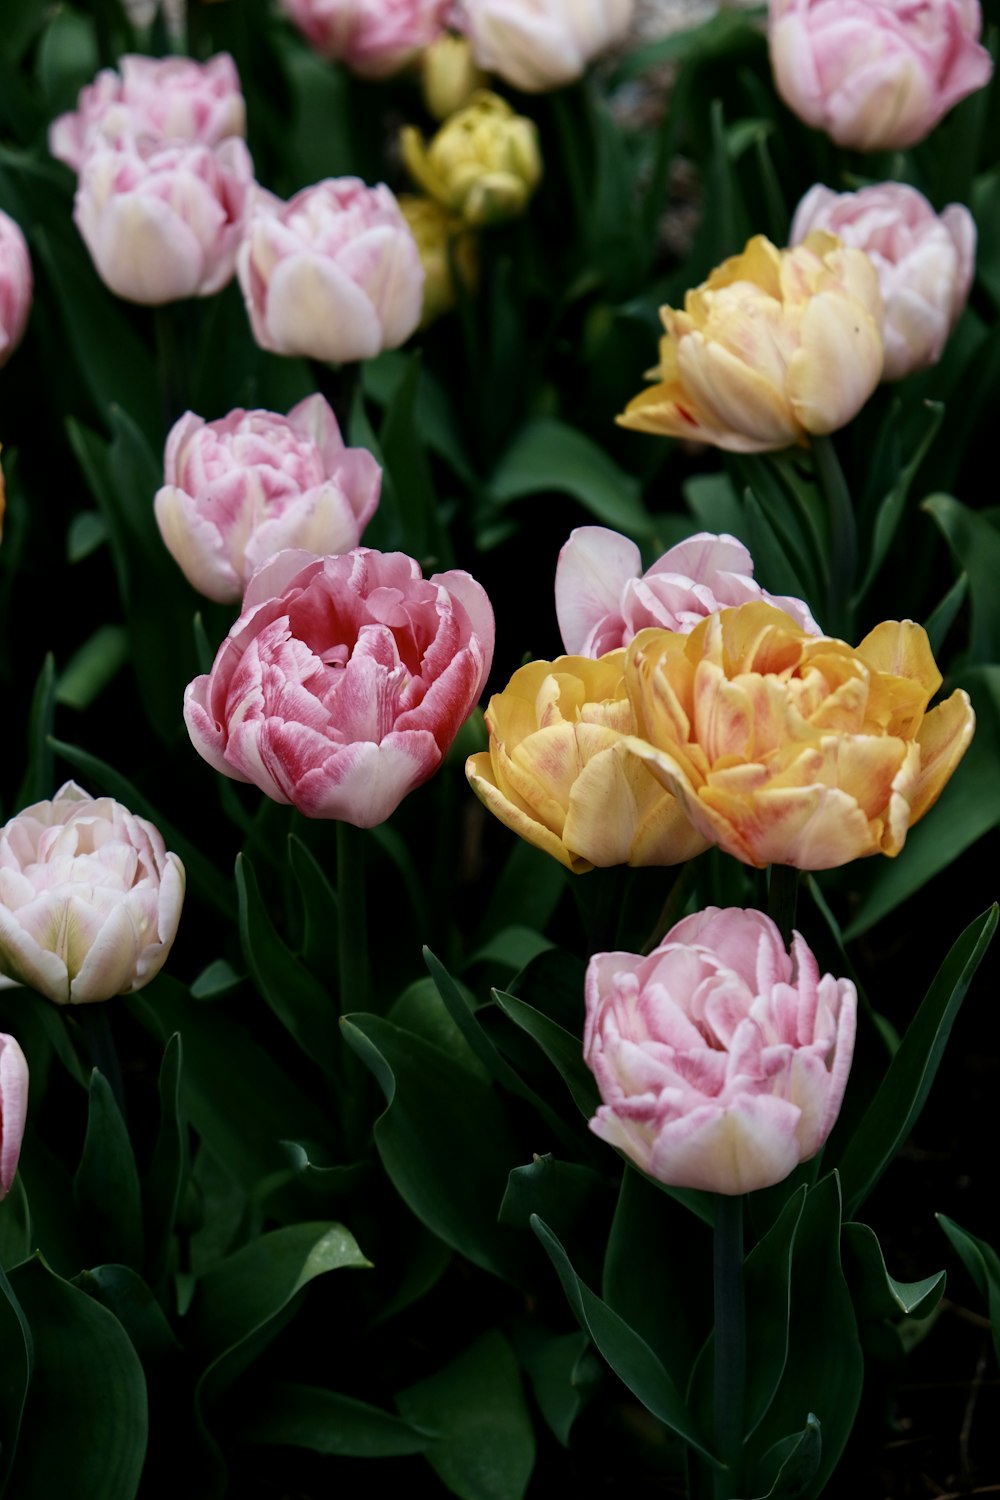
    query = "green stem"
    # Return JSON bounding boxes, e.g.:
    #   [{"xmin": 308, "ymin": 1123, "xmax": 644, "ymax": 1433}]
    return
[
  {"xmin": 767, "ymin": 864, "xmax": 799, "ymax": 947},
  {"xmin": 812, "ymin": 433, "xmax": 856, "ymax": 640},
  {"xmin": 337, "ymin": 820, "xmax": 371, "ymax": 1156},
  {"xmin": 78, "ymin": 1006, "xmax": 126, "ymax": 1118},
  {"xmin": 641, "ymin": 858, "xmax": 699, "ymax": 955},
  {"xmin": 713, "ymin": 1193, "xmax": 746, "ymax": 1500}
]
